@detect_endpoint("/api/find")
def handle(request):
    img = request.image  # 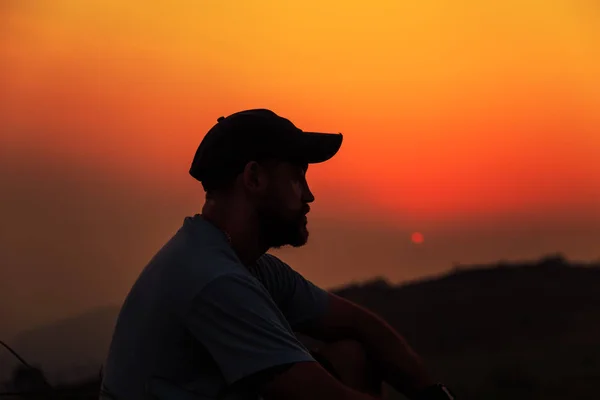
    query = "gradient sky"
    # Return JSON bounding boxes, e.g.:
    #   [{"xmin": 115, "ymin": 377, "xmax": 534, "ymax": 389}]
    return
[{"xmin": 1, "ymin": 0, "xmax": 599, "ymax": 339}]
